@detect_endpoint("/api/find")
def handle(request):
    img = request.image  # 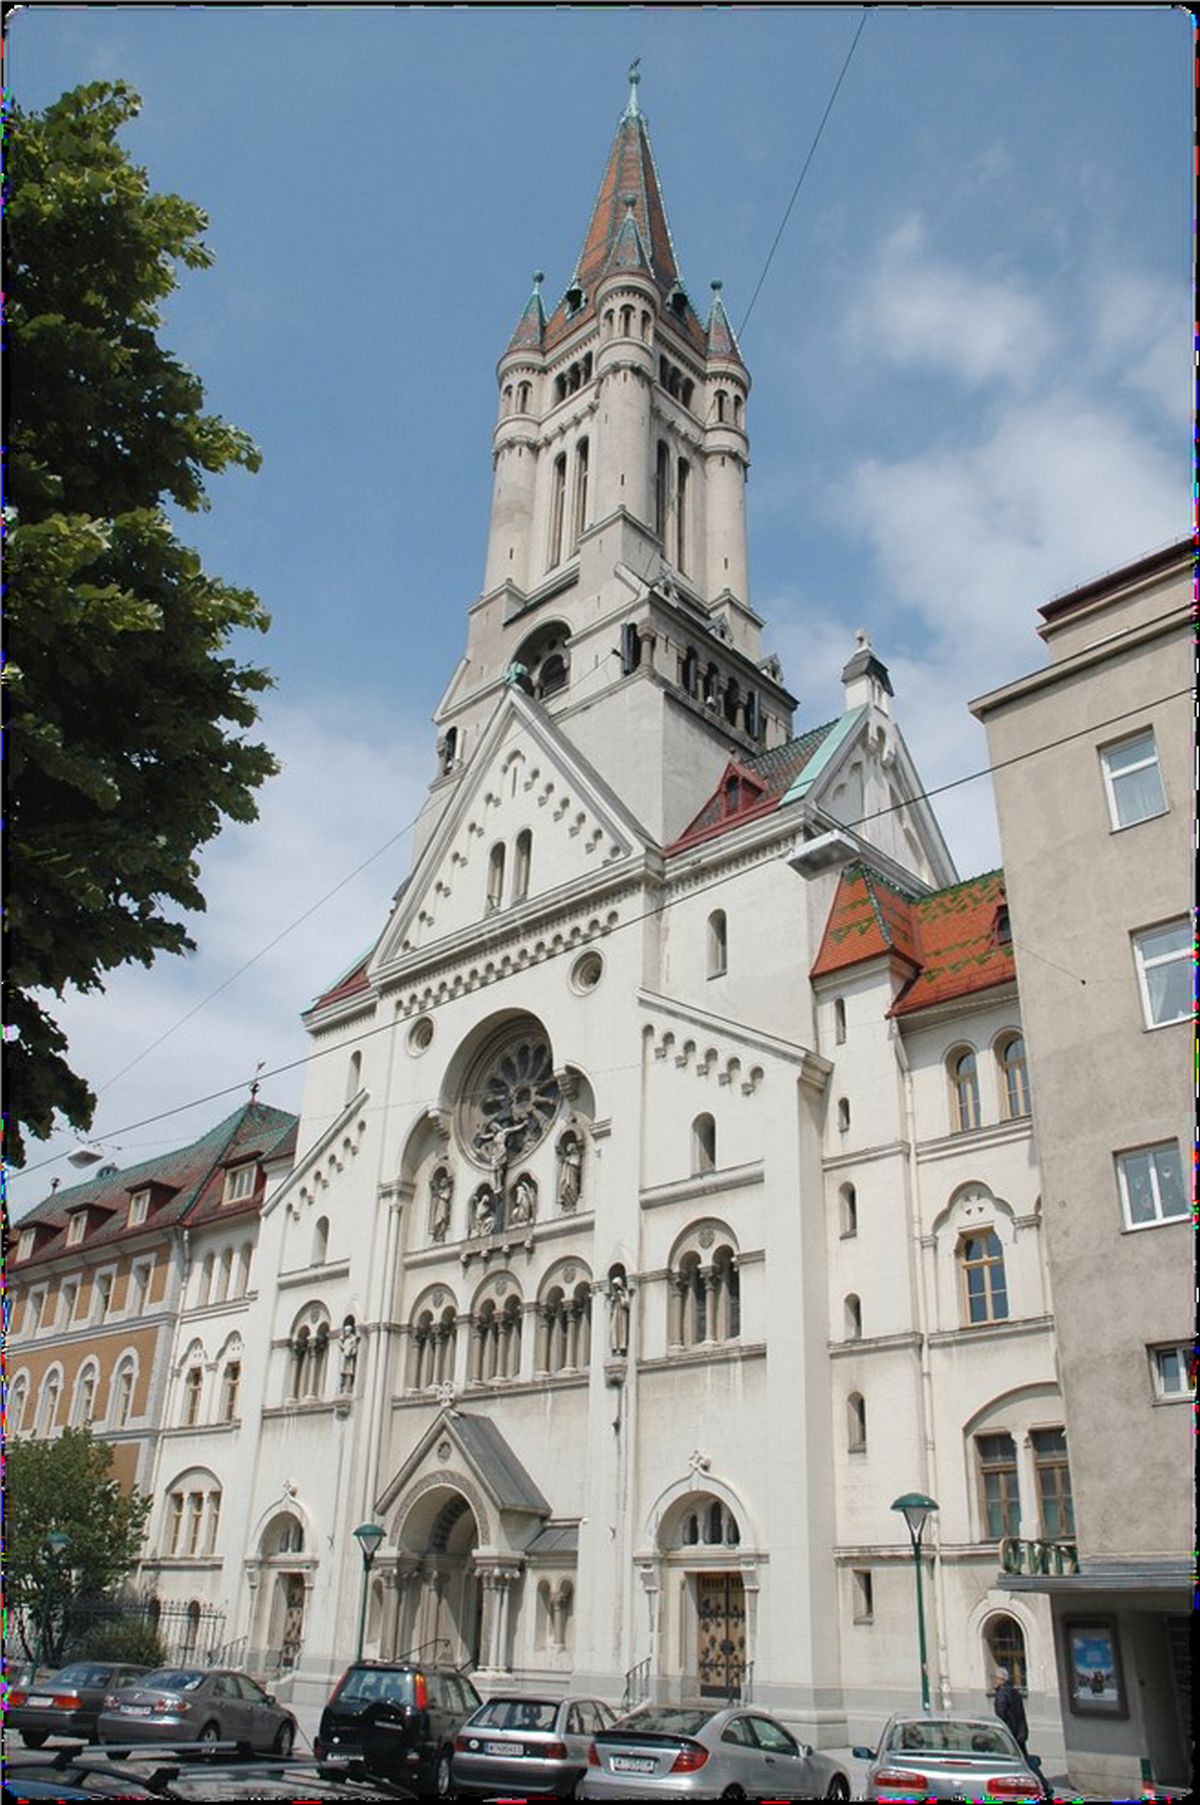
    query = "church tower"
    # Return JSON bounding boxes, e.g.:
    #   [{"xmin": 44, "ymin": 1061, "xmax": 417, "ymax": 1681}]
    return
[{"xmin": 418, "ymin": 69, "xmax": 797, "ymax": 856}]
